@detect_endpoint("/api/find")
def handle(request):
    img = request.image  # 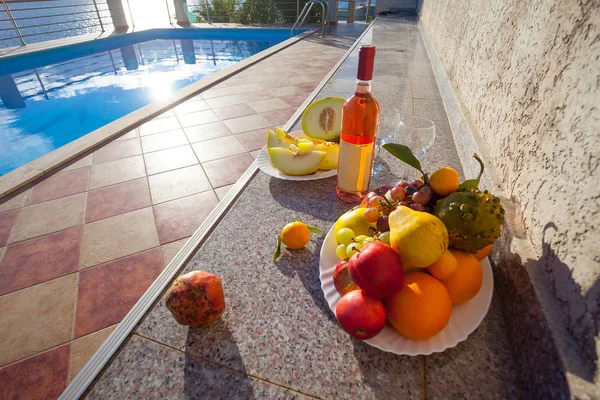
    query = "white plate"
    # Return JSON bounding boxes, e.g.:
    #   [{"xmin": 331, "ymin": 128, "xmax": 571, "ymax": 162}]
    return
[
  {"xmin": 319, "ymin": 223, "xmax": 494, "ymax": 356},
  {"xmin": 257, "ymin": 147, "xmax": 337, "ymax": 181}
]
